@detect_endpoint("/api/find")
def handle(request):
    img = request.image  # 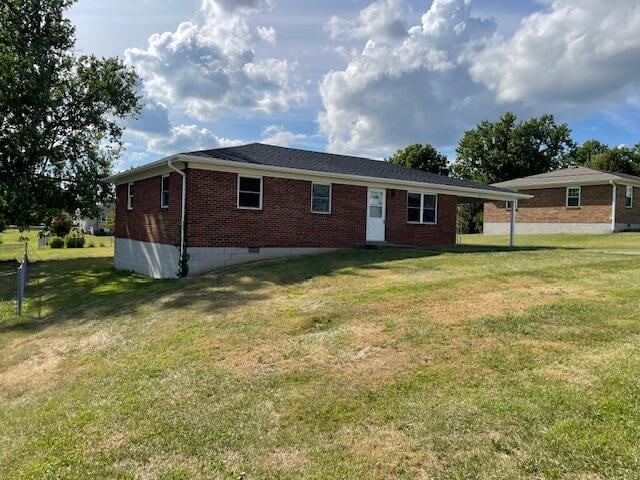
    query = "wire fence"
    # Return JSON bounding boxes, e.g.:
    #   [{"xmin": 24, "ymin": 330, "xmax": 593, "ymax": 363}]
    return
[{"xmin": 0, "ymin": 243, "xmax": 45, "ymax": 320}]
